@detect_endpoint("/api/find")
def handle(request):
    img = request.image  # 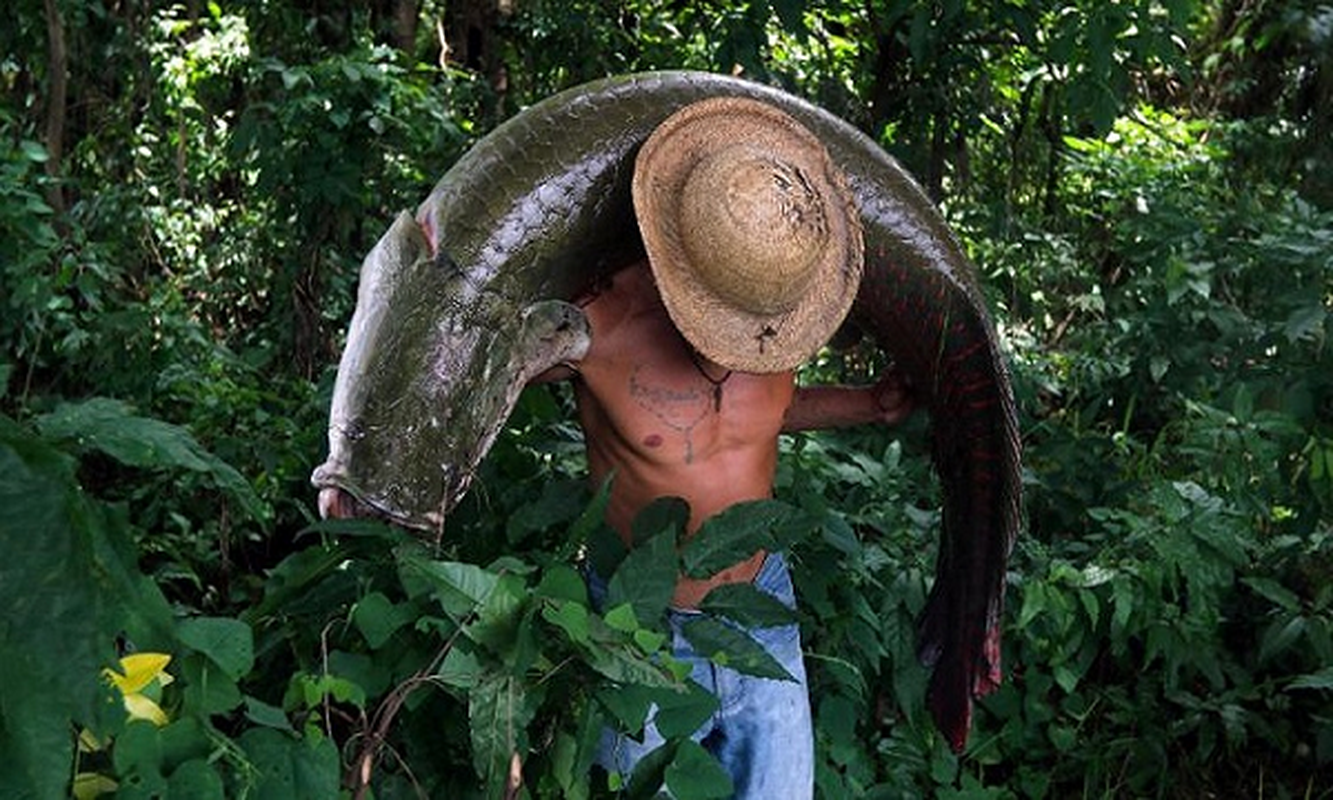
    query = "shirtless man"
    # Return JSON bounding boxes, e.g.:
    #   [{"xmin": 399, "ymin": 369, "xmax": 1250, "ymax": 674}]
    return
[
  {"xmin": 540, "ymin": 98, "xmax": 912, "ymax": 798},
  {"xmin": 547, "ymin": 259, "xmax": 910, "ymax": 607}
]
